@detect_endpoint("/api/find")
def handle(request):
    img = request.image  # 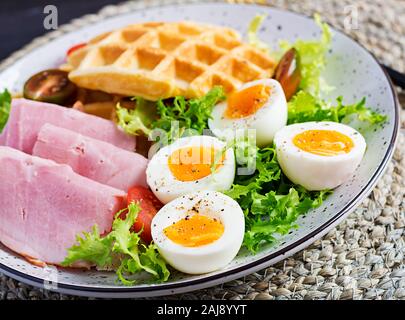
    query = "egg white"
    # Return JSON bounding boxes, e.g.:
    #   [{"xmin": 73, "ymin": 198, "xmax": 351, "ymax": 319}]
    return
[
  {"xmin": 151, "ymin": 190, "xmax": 245, "ymax": 274},
  {"xmin": 274, "ymin": 121, "xmax": 367, "ymax": 191},
  {"xmin": 208, "ymin": 79, "xmax": 288, "ymax": 147},
  {"xmin": 146, "ymin": 135, "xmax": 235, "ymax": 204}
]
